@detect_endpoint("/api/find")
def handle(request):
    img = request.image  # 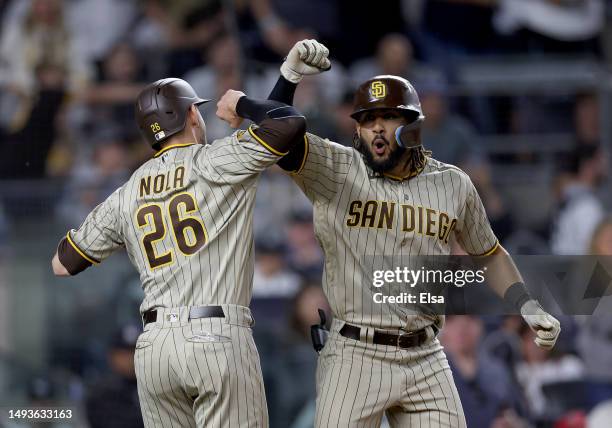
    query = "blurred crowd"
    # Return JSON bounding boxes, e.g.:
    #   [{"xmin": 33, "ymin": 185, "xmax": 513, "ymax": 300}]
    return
[{"xmin": 1, "ymin": 0, "xmax": 612, "ymax": 427}]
